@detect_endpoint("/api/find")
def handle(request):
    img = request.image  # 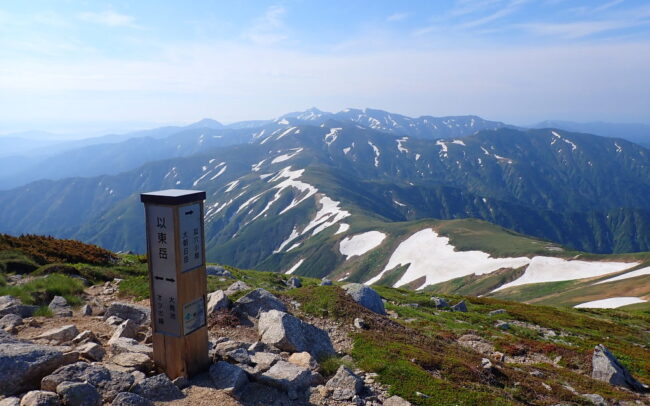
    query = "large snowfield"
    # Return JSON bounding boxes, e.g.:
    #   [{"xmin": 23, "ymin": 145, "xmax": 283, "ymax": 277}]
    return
[
  {"xmin": 574, "ymin": 297, "xmax": 647, "ymax": 309},
  {"xmin": 594, "ymin": 266, "xmax": 650, "ymax": 285},
  {"xmin": 339, "ymin": 231, "xmax": 386, "ymax": 260}
]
